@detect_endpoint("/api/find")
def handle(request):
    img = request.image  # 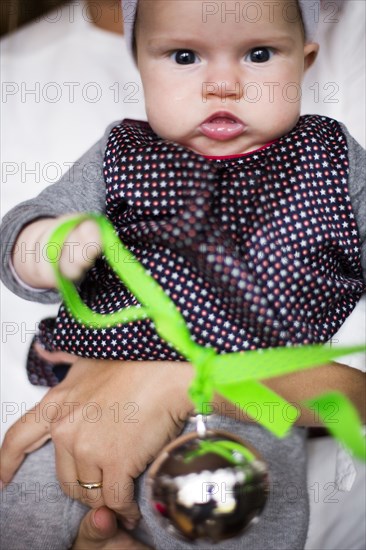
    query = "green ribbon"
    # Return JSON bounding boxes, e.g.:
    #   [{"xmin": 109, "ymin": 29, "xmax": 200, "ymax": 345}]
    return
[{"xmin": 46, "ymin": 214, "xmax": 366, "ymax": 461}]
